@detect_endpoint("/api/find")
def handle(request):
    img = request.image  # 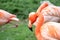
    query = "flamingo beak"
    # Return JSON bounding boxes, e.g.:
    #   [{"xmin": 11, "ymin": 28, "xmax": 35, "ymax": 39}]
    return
[
  {"xmin": 10, "ymin": 18, "xmax": 19, "ymax": 22},
  {"xmin": 28, "ymin": 20, "xmax": 33, "ymax": 31},
  {"xmin": 10, "ymin": 17, "xmax": 19, "ymax": 27}
]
